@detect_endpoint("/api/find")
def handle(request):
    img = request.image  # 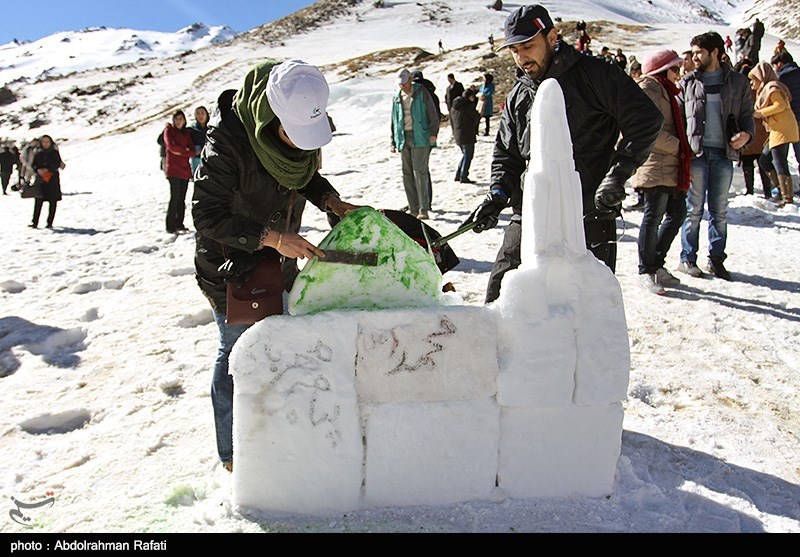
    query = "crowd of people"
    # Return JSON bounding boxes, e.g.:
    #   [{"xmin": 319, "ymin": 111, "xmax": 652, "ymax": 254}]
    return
[{"xmin": 424, "ymin": 8, "xmax": 797, "ymax": 298}]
